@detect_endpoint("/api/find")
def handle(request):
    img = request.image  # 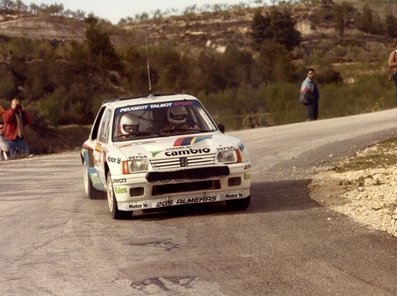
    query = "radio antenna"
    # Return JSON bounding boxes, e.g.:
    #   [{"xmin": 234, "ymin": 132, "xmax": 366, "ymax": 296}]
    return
[{"xmin": 145, "ymin": 27, "xmax": 152, "ymax": 93}]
